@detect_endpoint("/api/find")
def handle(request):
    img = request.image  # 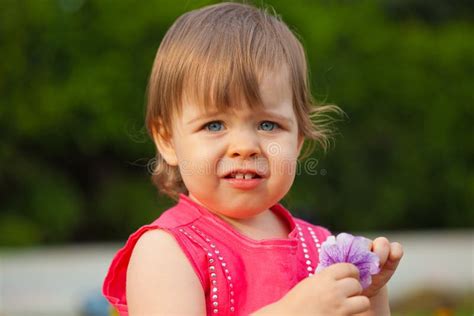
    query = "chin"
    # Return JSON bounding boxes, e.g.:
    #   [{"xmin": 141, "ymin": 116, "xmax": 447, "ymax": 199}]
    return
[{"xmin": 225, "ymin": 201, "xmax": 272, "ymax": 217}]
